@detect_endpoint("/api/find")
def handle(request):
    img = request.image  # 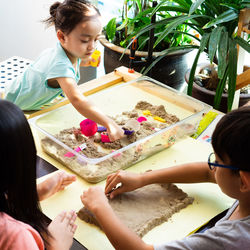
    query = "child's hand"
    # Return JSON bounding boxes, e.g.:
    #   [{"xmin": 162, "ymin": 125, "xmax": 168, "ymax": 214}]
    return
[
  {"xmin": 80, "ymin": 186, "xmax": 109, "ymax": 213},
  {"xmin": 105, "ymin": 170, "xmax": 142, "ymax": 199},
  {"xmin": 47, "ymin": 210, "xmax": 77, "ymax": 250},
  {"xmin": 106, "ymin": 122, "xmax": 124, "ymax": 141},
  {"xmin": 80, "ymin": 54, "xmax": 101, "ymax": 67},
  {"xmin": 38, "ymin": 170, "xmax": 76, "ymax": 201}
]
